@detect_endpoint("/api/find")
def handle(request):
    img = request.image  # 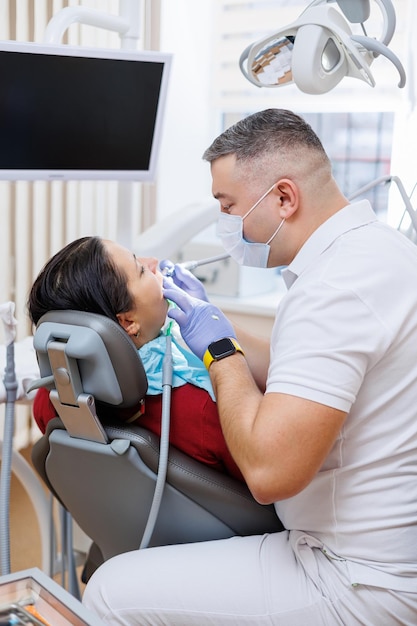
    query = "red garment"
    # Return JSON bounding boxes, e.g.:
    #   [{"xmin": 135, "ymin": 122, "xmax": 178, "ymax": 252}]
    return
[{"xmin": 33, "ymin": 385, "xmax": 243, "ymax": 482}]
